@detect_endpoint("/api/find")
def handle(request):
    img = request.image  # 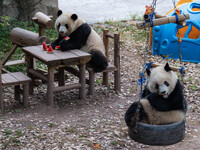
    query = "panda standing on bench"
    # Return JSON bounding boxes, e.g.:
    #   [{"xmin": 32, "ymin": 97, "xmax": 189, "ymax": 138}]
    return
[
  {"xmin": 51, "ymin": 10, "xmax": 108, "ymax": 72},
  {"xmin": 125, "ymin": 63, "xmax": 187, "ymax": 127}
]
